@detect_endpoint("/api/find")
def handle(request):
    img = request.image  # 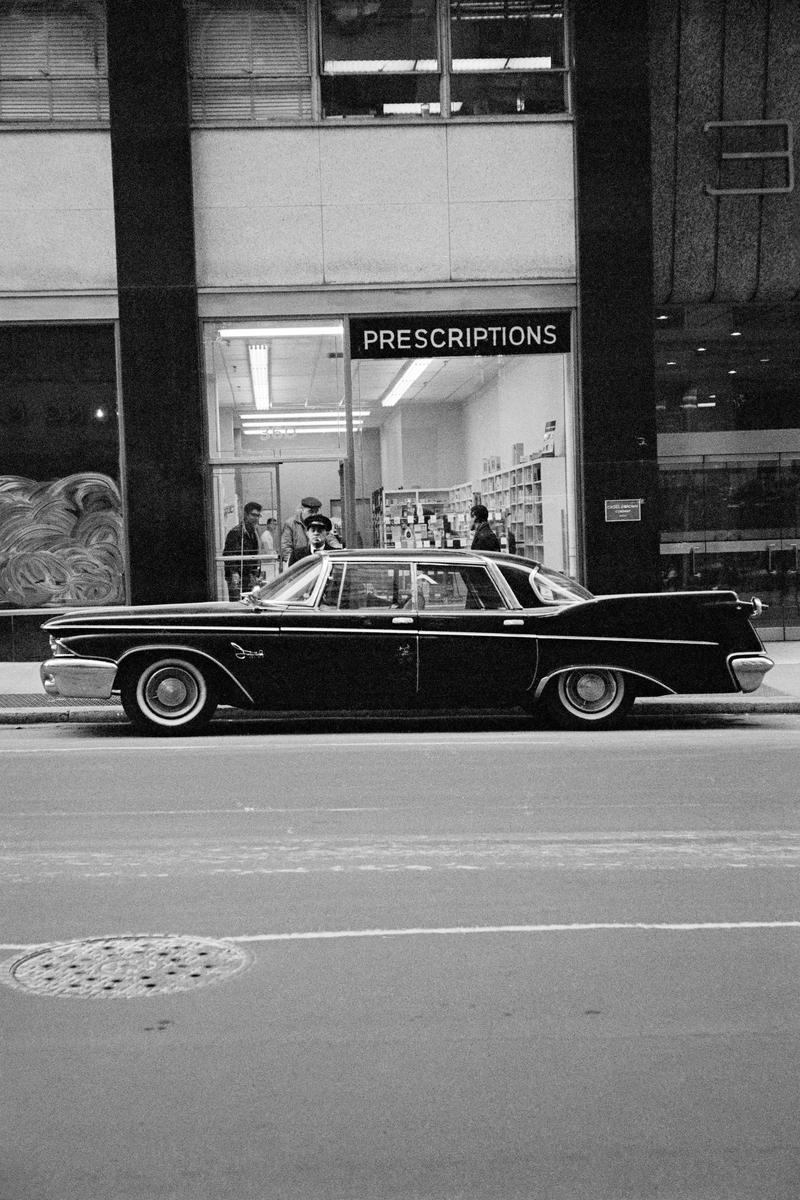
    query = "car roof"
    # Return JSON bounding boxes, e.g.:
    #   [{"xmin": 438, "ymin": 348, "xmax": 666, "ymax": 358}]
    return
[{"xmin": 320, "ymin": 548, "xmax": 534, "ymax": 565}]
